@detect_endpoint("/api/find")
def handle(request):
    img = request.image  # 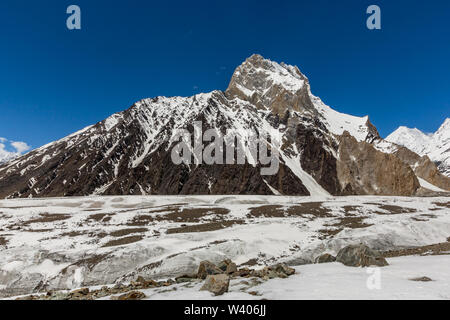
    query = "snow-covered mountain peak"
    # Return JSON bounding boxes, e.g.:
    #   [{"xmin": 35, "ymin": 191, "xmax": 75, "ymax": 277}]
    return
[
  {"xmin": 3, "ymin": 55, "xmax": 438, "ymax": 198},
  {"xmin": 386, "ymin": 118, "xmax": 450, "ymax": 177},
  {"xmin": 225, "ymin": 55, "xmax": 378, "ymax": 142},
  {"xmin": 435, "ymin": 118, "xmax": 450, "ymax": 141},
  {"xmin": 225, "ymin": 54, "xmax": 316, "ymax": 116},
  {"xmin": 386, "ymin": 126, "xmax": 433, "ymax": 156}
]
